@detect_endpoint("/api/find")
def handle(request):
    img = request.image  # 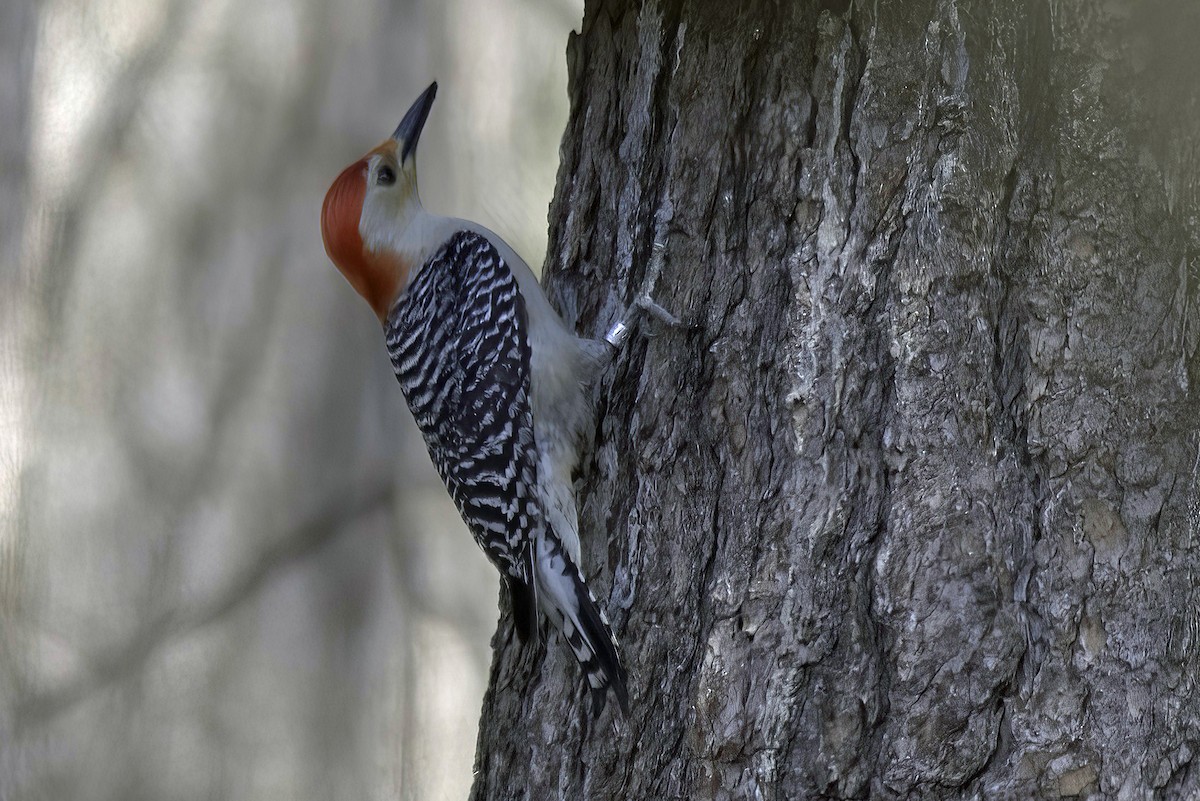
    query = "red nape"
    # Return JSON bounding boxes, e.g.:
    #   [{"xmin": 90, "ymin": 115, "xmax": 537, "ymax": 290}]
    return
[{"xmin": 321, "ymin": 159, "xmax": 367, "ymax": 273}]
